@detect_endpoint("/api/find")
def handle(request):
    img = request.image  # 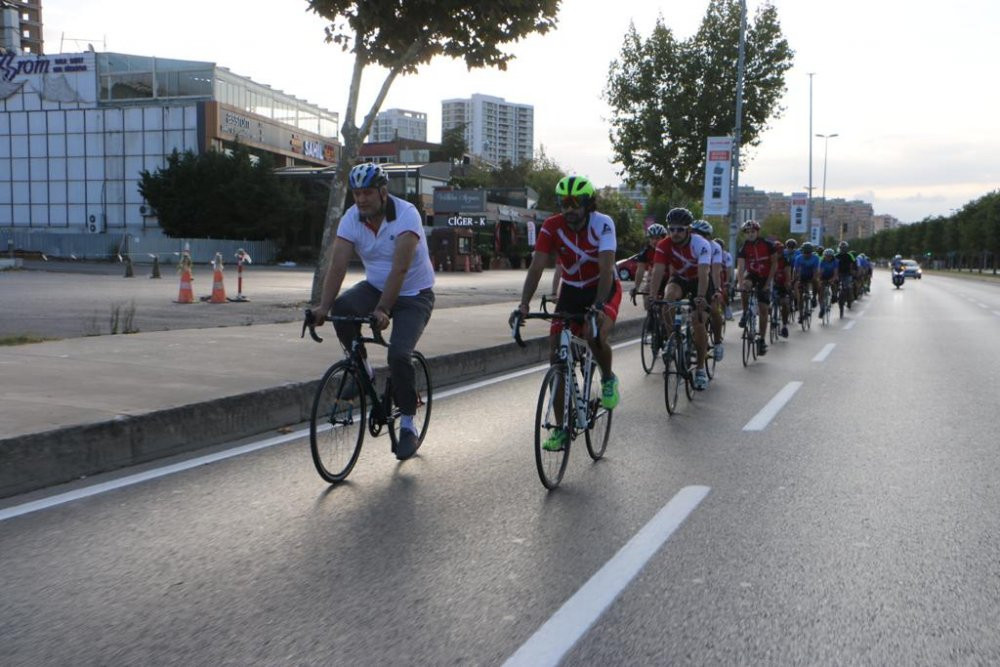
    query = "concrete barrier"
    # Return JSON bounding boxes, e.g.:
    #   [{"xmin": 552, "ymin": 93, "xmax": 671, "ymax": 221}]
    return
[{"xmin": 0, "ymin": 317, "xmax": 642, "ymax": 498}]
